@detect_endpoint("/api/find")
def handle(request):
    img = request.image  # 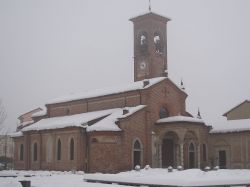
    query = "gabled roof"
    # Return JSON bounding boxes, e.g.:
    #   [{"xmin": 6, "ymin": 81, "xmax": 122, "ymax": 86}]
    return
[
  {"xmin": 223, "ymin": 100, "xmax": 250, "ymax": 117},
  {"xmin": 21, "ymin": 105, "xmax": 146, "ymax": 132},
  {"xmin": 46, "ymin": 77, "xmax": 185, "ymax": 105},
  {"xmin": 130, "ymin": 11, "xmax": 171, "ymax": 23}
]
